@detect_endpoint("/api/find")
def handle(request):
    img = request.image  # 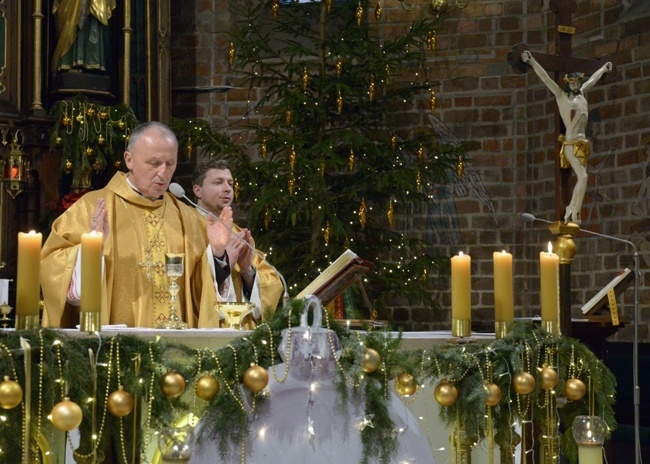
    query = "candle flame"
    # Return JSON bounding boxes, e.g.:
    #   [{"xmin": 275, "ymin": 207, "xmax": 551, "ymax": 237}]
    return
[
  {"xmin": 501, "ymin": 250, "xmax": 506, "ymax": 254},
  {"xmin": 547, "ymin": 242, "xmax": 553, "ymax": 254},
  {"xmin": 28, "ymin": 230, "xmax": 37, "ymax": 235},
  {"xmin": 458, "ymin": 251, "xmax": 464, "ymax": 257}
]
